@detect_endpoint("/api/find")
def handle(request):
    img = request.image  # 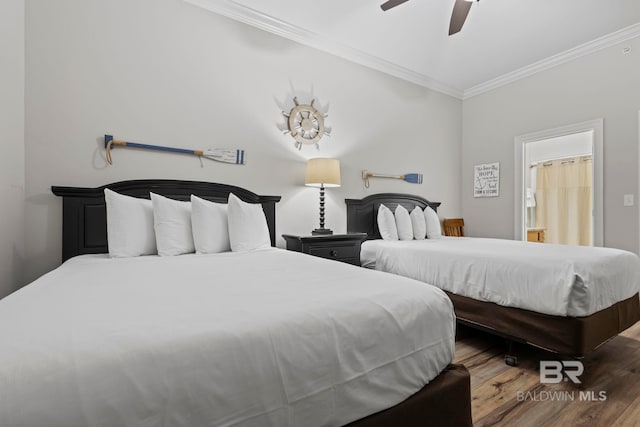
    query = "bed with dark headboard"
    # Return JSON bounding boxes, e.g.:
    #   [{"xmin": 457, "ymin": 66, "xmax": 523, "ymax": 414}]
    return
[
  {"xmin": 35, "ymin": 181, "xmax": 473, "ymax": 427},
  {"xmin": 51, "ymin": 179, "xmax": 280, "ymax": 261},
  {"xmin": 345, "ymin": 193, "xmax": 441, "ymax": 241},
  {"xmin": 346, "ymin": 193, "xmax": 640, "ymax": 362}
]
